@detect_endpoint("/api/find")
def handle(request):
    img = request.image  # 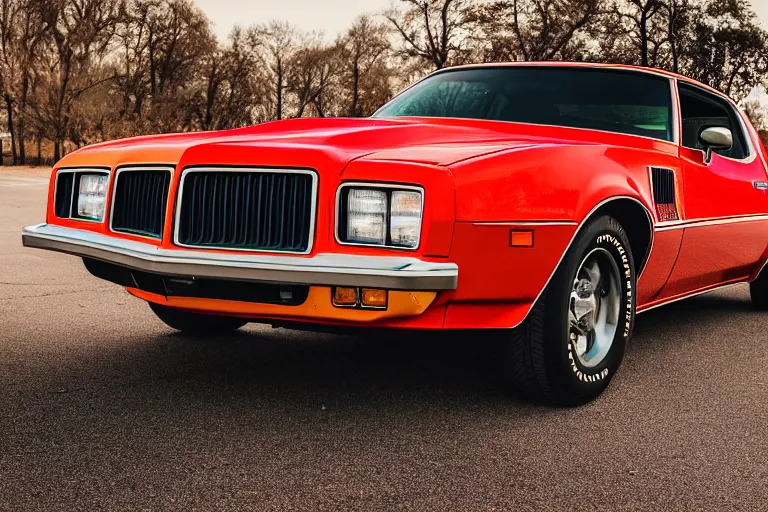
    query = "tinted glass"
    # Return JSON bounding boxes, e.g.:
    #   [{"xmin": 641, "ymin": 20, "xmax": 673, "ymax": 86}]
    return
[
  {"xmin": 678, "ymin": 83, "xmax": 748, "ymax": 159},
  {"xmin": 374, "ymin": 67, "xmax": 674, "ymax": 141}
]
